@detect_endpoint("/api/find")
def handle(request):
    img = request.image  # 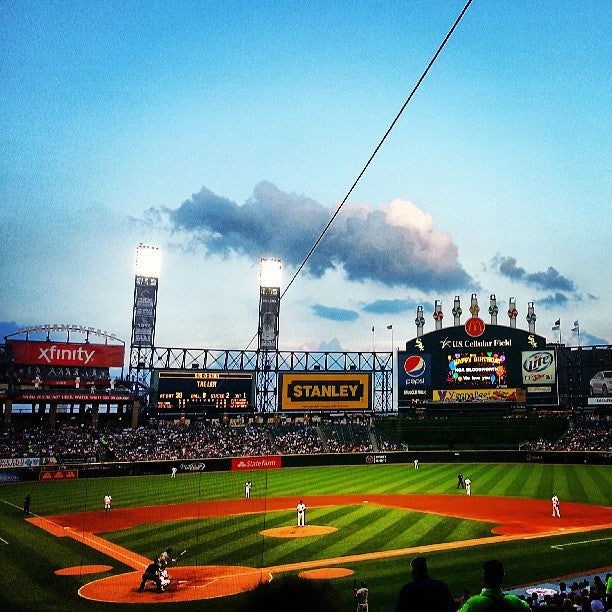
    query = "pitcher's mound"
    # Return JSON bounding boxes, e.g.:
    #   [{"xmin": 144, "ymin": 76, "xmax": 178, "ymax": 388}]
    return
[{"xmin": 261, "ymin": 525, "xmax": 337, "ymax": 538}]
